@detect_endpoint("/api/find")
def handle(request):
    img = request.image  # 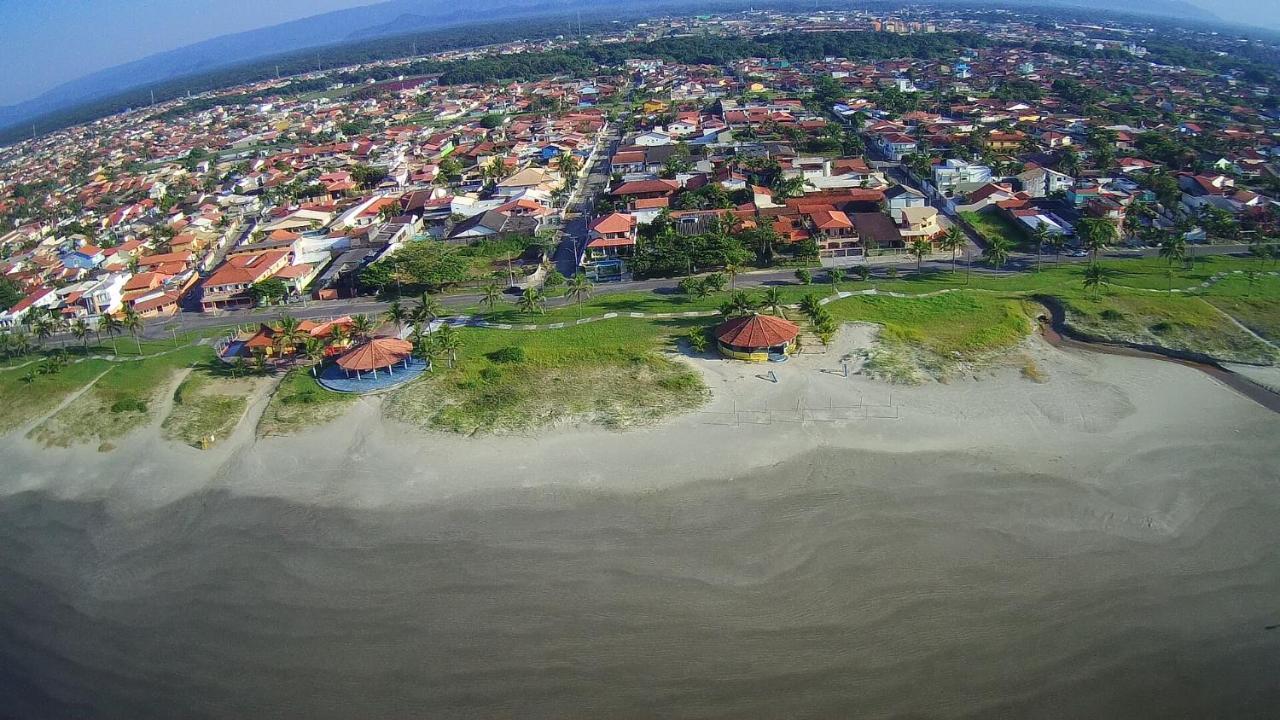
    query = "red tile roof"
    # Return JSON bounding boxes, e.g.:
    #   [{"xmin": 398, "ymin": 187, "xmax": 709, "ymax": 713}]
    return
[{"xmin": 714, "ymin": 314, "xmax": 800, "ymax": 349}]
